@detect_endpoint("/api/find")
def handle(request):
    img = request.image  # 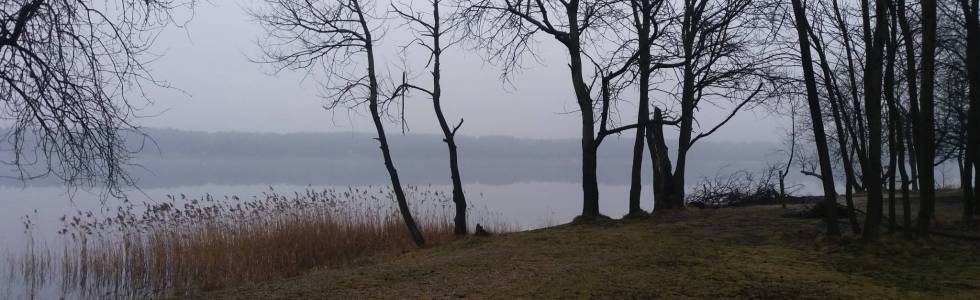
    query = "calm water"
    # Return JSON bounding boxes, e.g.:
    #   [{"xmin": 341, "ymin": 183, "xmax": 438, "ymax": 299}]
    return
[
  {"xmin": 0, "ymin": 182, "xmax": 652, "ymax": 246},
  {"xmin": 0, "ymin": 152, "xmax": 825, "ymax": 299},
  {"xmin": 0, "ymin": 181, "xmax": 657, "ymax": 299}
]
